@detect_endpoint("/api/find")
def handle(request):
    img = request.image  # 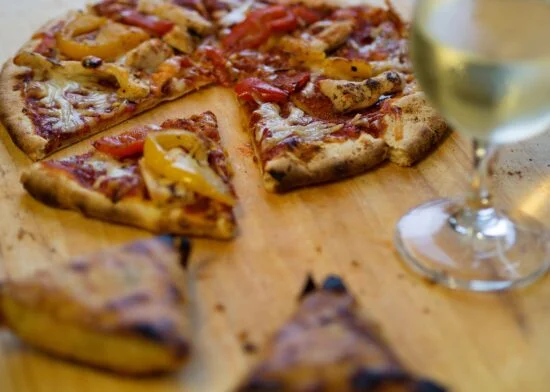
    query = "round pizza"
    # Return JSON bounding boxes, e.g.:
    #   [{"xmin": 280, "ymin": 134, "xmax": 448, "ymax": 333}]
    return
[{"xmin": 0, "ymin": 0, "xmax": 448, "ymax": 235}]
